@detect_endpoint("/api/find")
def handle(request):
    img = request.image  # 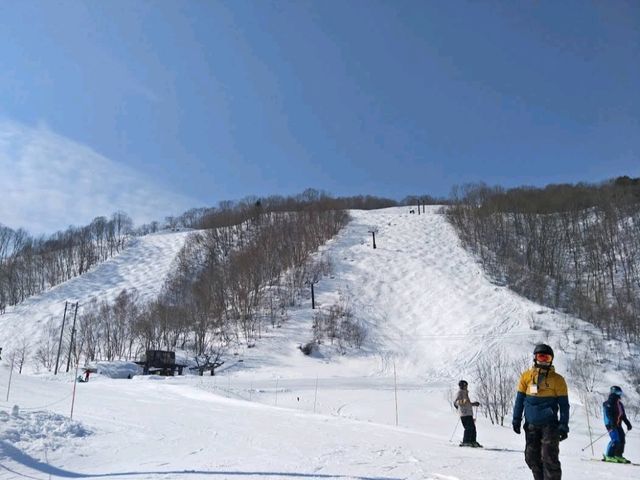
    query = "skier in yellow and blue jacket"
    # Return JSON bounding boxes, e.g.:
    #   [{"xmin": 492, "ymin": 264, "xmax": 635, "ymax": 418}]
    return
[{"xmin": 512, "ymin": 344, "xmax": 569, "ymax": 480}]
